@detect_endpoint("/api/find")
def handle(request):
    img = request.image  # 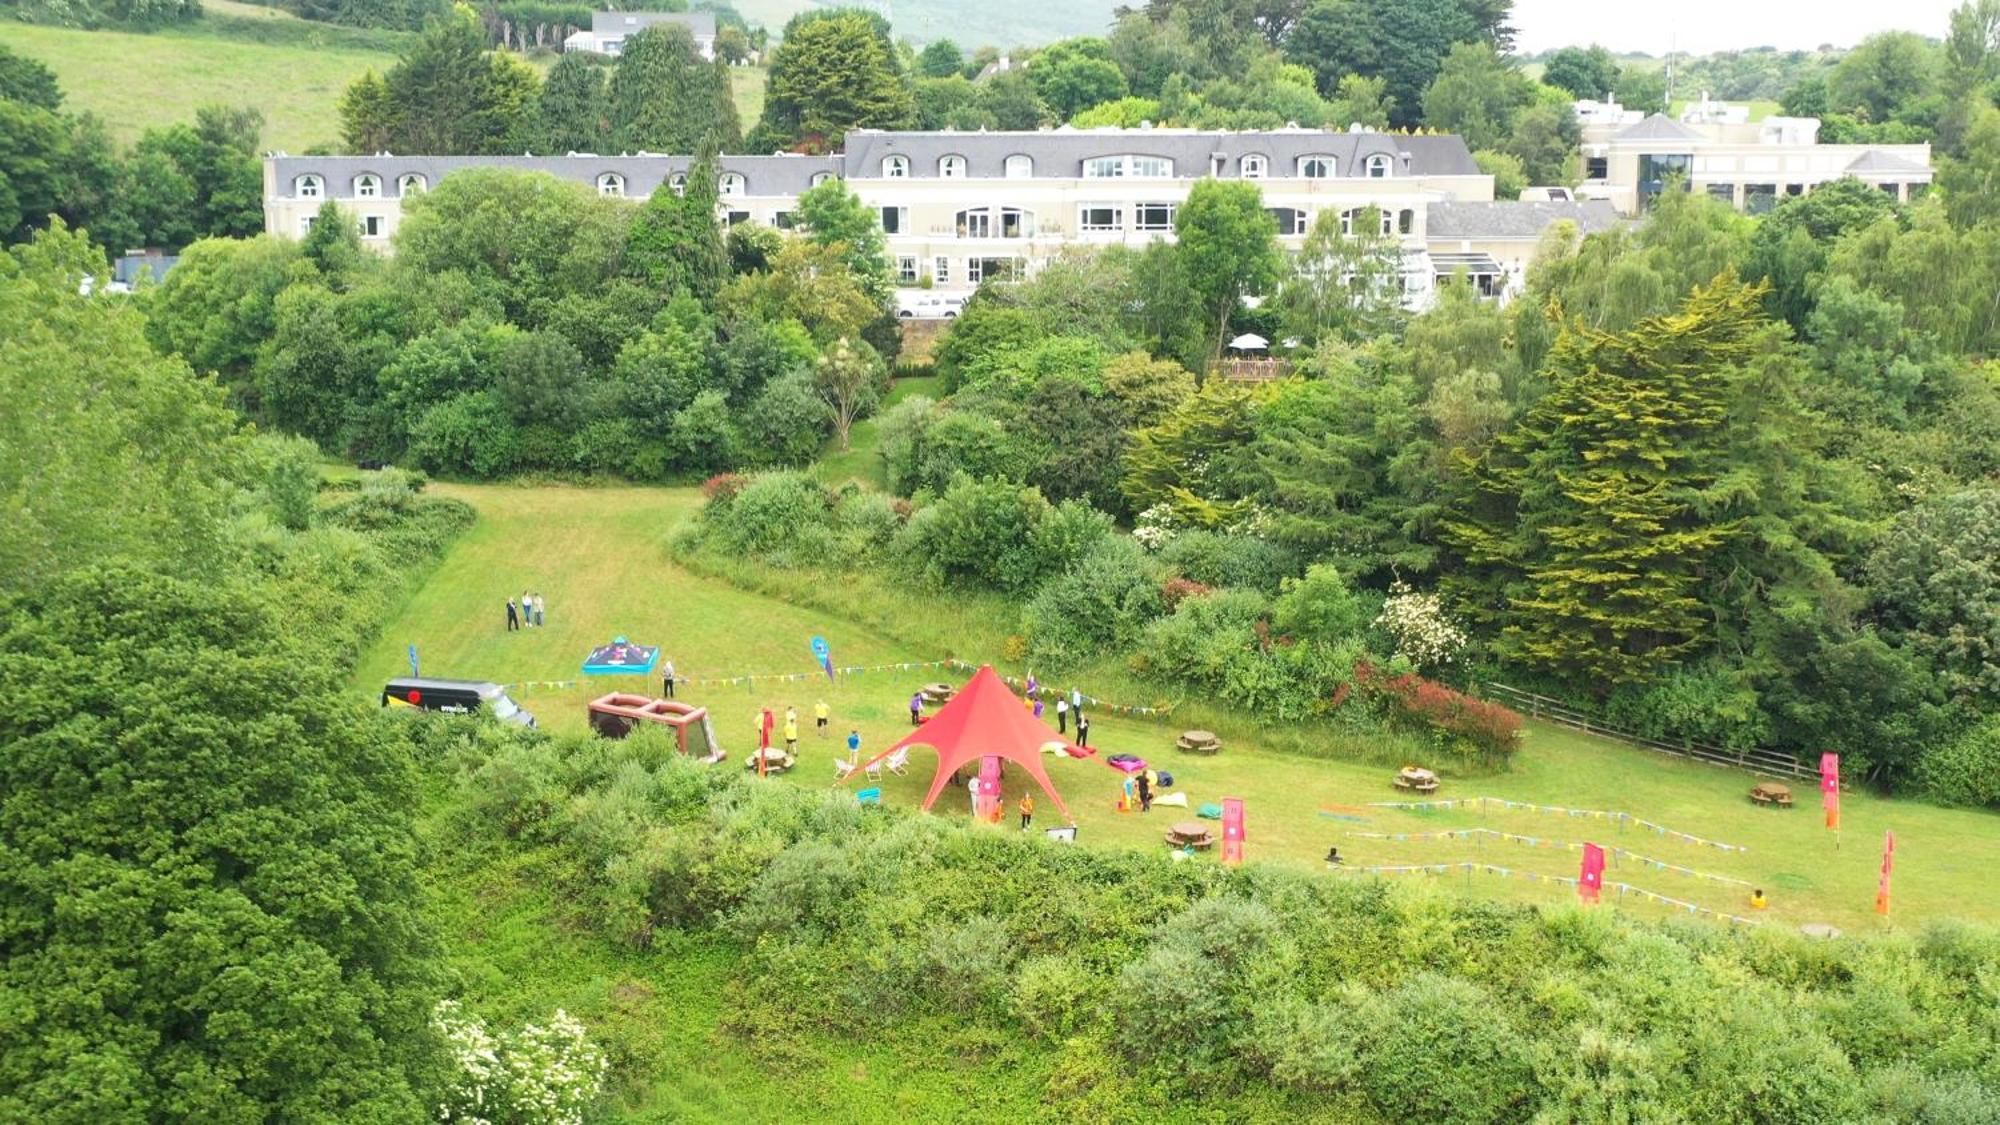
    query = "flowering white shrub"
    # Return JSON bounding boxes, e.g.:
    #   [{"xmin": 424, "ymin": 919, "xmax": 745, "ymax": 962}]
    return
[
  {"xmin": 1133, "ymin": 504, "xmax": 1177, "ymax": 551},
  {"xmin": 1373, "ymin": 580, "xmax": 1469, "ymax": 669},
  {"xmin": 435, "ymin": 1001, "xmax": 608, "ymax": 1125}
]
